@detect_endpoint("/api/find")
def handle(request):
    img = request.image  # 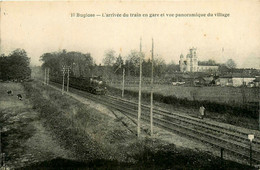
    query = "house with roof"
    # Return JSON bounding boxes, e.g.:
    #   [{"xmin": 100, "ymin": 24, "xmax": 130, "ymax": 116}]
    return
[
  {"xmin": 253, "ymin": 76, "xmax": 260, "ymax": 87},
  {"xmin": 216, "ymin": 74, "xmax": 256, "ymax": 87}
]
